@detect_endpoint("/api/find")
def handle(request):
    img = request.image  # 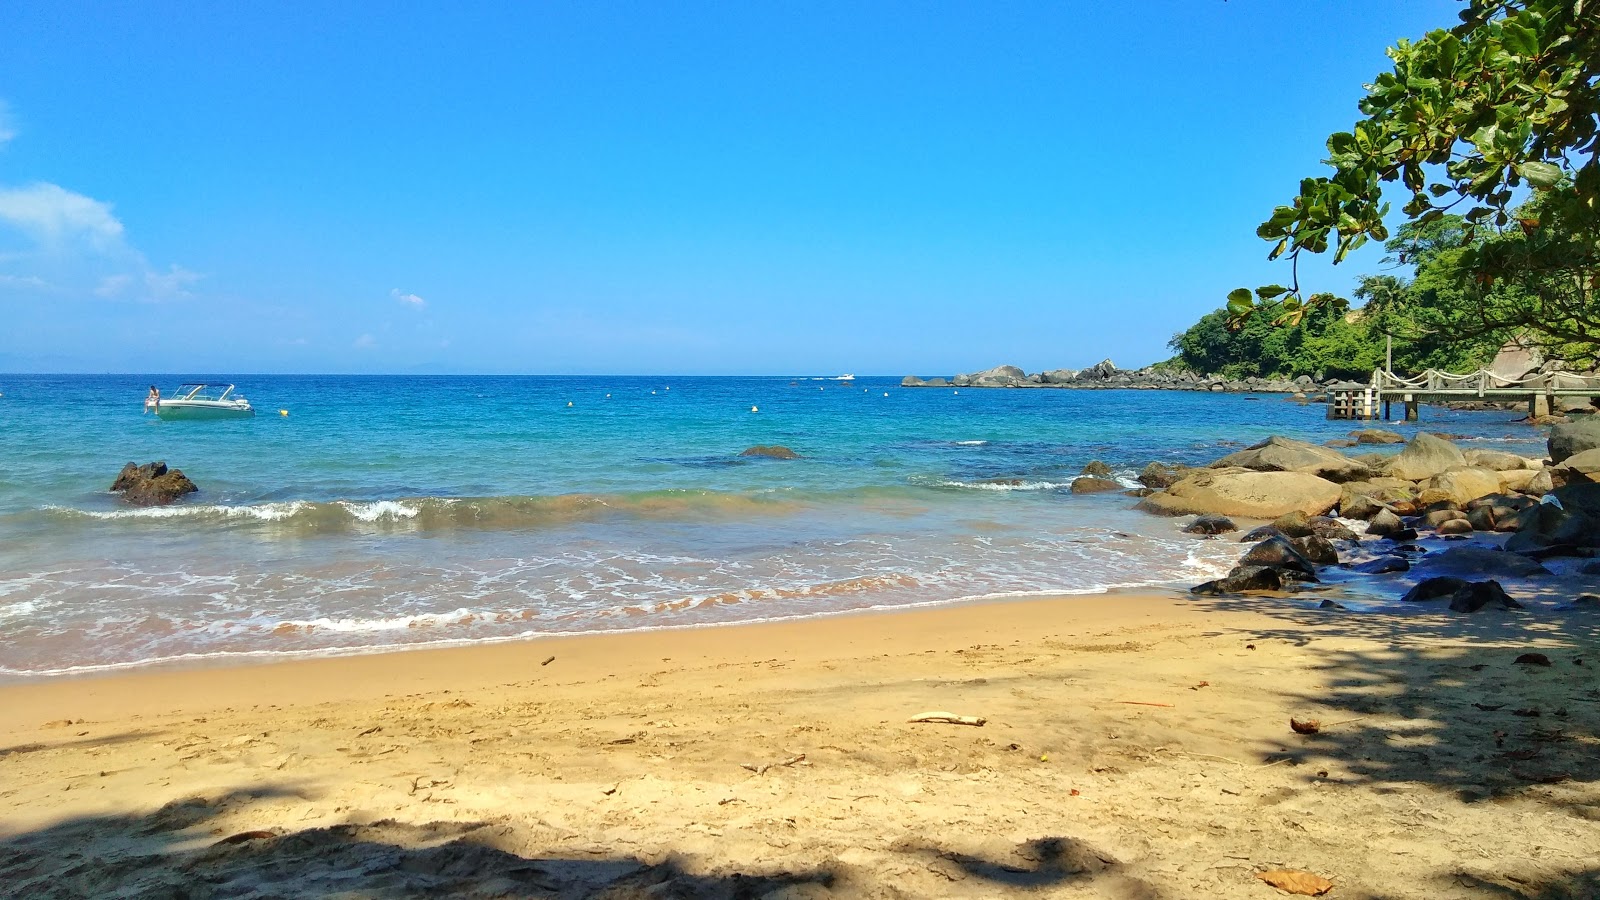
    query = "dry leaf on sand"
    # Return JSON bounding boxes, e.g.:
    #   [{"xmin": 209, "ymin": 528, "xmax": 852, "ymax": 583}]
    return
[
  {"xmin": 1289, "ymin": 717, "xmax": 1321, "ymax": 735},
  {"xmin": 1256, "ymin": 868, "xmax": 1334, "ymax": 895}
]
